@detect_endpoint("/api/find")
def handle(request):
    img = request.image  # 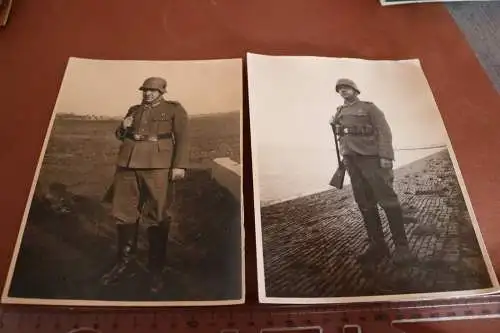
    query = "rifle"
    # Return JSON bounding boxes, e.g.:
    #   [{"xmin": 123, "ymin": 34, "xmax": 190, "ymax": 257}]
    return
[{"xmin": 329, "ymin": 123, "xmax": 346, "ymax": 189}]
